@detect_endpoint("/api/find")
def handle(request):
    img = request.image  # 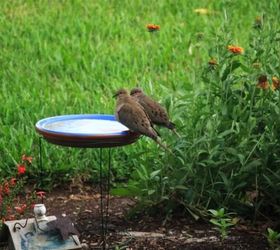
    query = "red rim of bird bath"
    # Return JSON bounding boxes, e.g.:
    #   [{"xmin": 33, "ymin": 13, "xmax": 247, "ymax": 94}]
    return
[{"xmin": 35, "ymin": 114, "xmax": 140, "ymax": 148}]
